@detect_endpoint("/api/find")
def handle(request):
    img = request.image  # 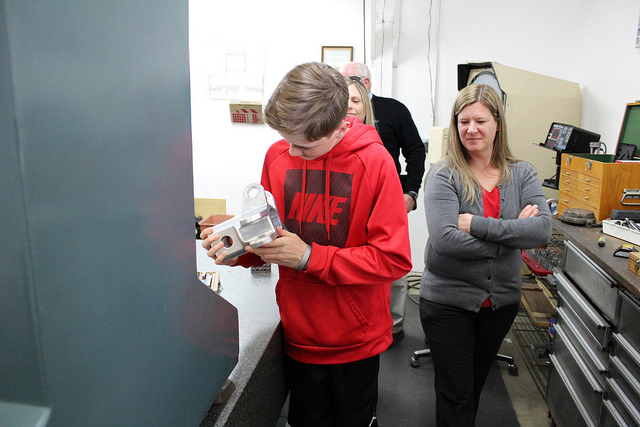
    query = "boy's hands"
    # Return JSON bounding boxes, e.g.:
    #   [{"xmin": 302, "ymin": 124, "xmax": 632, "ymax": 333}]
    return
[
  {"xmin": 200, "ymin": 227, "xmax": 239, "ymax": 266},
  {"xmin": 247, "ymin": 227, "xmax": 309, "ymax": 269},
  {"xmin": 201, "ymin": 226, "xmax": 308, "ymax": 269}
]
